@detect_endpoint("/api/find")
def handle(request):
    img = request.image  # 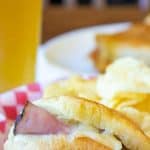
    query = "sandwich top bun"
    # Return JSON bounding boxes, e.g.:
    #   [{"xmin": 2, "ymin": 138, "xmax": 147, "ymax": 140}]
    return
[
  {"xmin": 91, "ymin": 15, "xmax": 150, "ymax": 72},
  {"xmin": 5, "ymin": 96, "xmax": 150, "ymax": 150},
  {"xmin": 96, "ymin": 23, "xmax": 150, "ymax": 46}
]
